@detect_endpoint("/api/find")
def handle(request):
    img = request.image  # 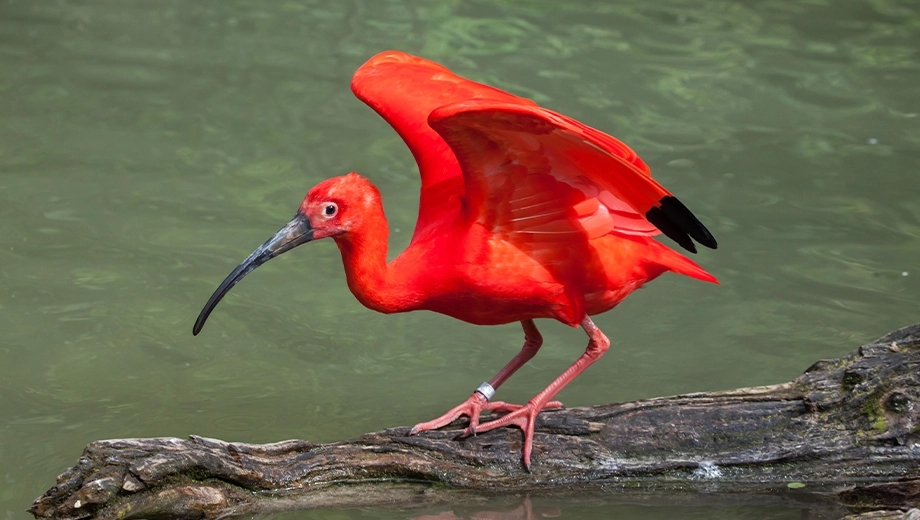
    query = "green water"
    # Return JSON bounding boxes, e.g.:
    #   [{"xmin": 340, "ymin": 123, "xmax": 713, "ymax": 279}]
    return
[{"xmin": 2, "ymin": 0, "xmax": 918, "ymax": 518}]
